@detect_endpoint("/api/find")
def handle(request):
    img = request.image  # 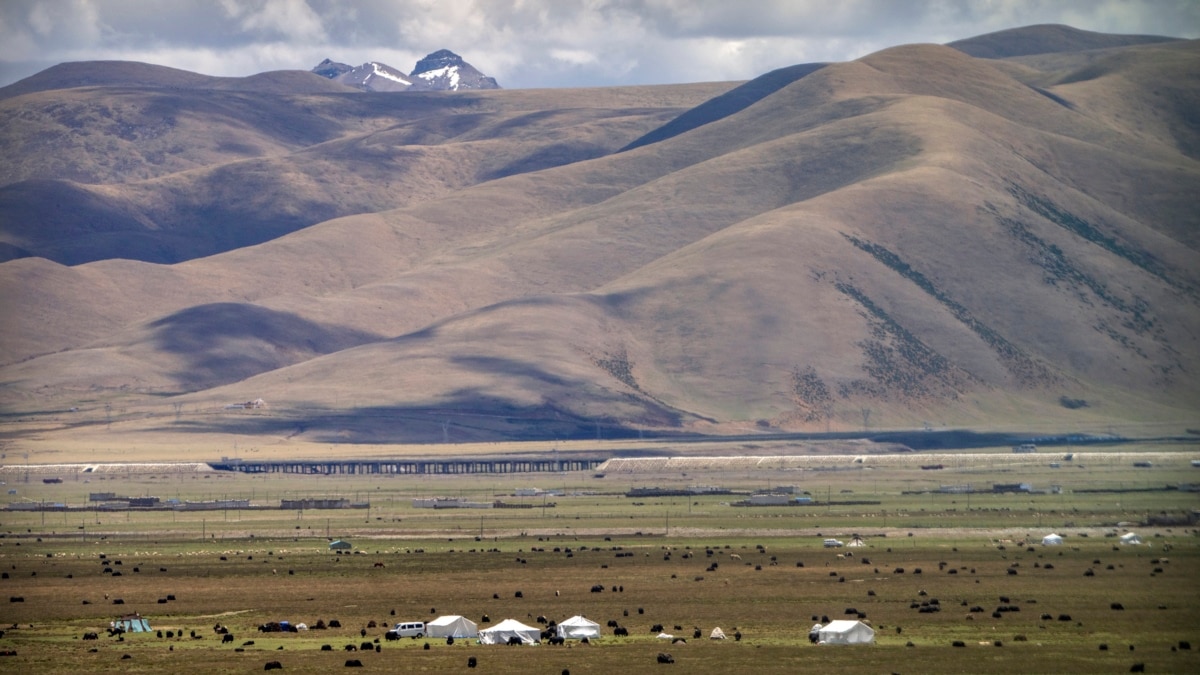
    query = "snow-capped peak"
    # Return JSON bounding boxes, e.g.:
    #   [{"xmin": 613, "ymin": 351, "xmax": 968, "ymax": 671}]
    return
[{"xmin": 310, "ymin": 50, "xmax": 498, "ymax": 92}]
